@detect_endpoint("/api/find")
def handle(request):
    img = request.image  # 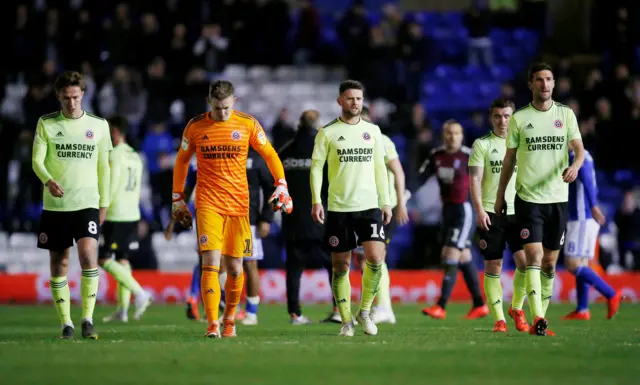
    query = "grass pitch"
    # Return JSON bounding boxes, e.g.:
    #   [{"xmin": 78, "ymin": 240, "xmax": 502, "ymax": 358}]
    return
[{"xmin": 1, "ymin": 303, "xmax": 638, "ymax": 385}]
